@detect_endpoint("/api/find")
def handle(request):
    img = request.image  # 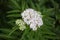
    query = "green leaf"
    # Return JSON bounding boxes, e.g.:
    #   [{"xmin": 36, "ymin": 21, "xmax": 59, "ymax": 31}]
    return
[
  {"xmin": 8, "ymin": 26, "xmax": 18, "ymax": 36},
  {"xmin": 6, "ymin": 14, "xmax": 20, "ymax": 17},
  {"xmin": 42, "ymin": 8, "xmax": 54, "ymax": 16},
  {"xmin": 44, "ymin": 35, "xmax": 60, "ymax": 39},
  {"xmin": 56, "ymin": 13, "xmax": 60, "ymax": 20},
  {"xmin": 7, "ymin": 10, "xmax": 20, "ymax": 13},
  {"xmin": 0, "ymin": 34, "xmax": 15, "ymax": 39},
  {"xmin": 10, "ymin": 0, "xmax": 21, "ymax": 9},
  {"xmin": 29, "ymin": 0, "xmax": 36, "ymax": 9}
]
